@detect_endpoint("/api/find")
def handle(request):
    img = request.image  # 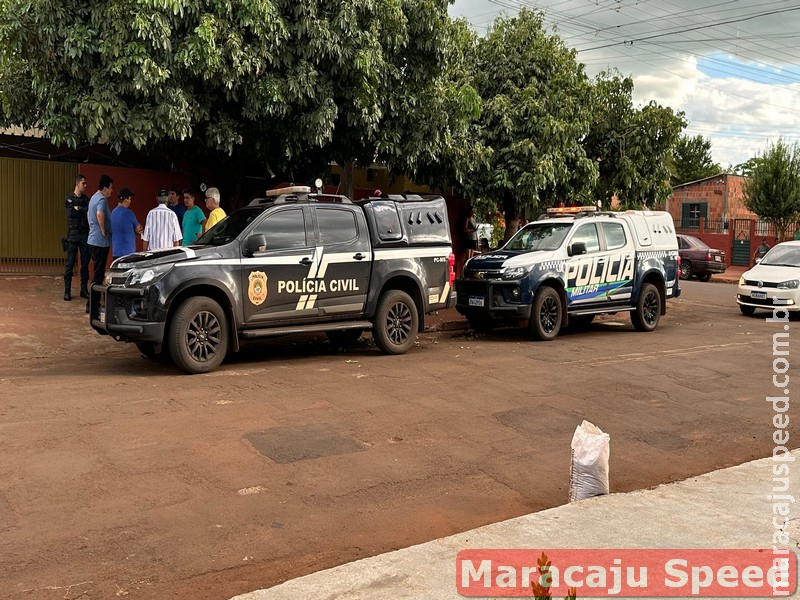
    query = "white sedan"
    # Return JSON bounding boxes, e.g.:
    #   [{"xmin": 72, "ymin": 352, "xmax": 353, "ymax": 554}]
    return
[{"xmin": 737, "ymin": 240, "xmax": 800, "ymax": 317}]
